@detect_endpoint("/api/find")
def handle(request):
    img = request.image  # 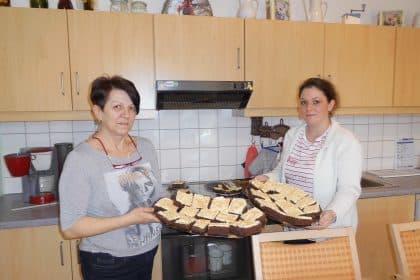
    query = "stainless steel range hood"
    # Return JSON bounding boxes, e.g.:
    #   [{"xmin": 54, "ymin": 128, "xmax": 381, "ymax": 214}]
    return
[{"xmin": 156, "ymin": 80, "xmax": 253, "ymax": 110}]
